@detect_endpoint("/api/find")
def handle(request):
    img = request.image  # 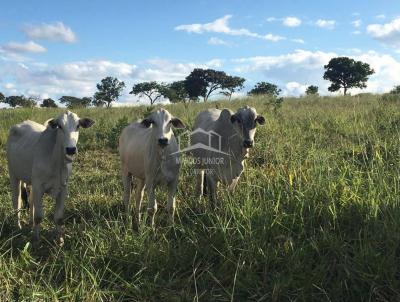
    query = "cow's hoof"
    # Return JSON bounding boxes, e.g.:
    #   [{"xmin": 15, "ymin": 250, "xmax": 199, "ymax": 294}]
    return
[{"xmin": 57, "ymin": 236, "xmax": 65, "ymax": 247}]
